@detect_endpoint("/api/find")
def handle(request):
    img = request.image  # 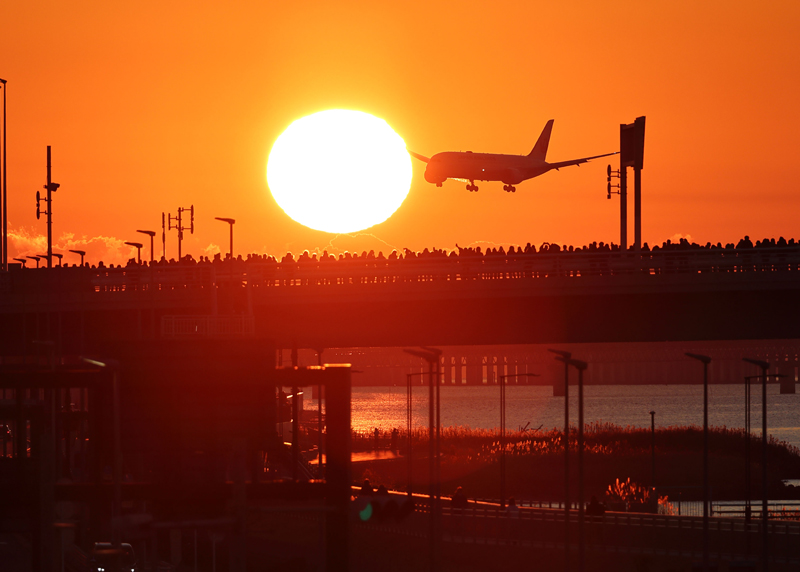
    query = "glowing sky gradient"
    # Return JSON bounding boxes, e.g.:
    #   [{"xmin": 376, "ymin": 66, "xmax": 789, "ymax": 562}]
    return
[{"xmin": 1, "ymin": 2, "xmax": 798, "ymax": 264}]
